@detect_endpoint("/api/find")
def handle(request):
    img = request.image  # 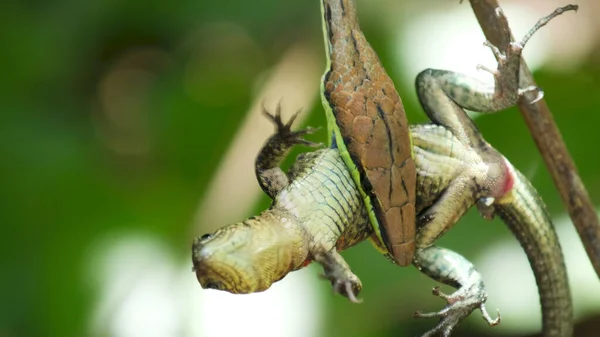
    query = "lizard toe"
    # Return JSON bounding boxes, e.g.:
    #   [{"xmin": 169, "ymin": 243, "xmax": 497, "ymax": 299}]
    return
[{"xmin": 413, "ymin": 285, "xmax": 499, "ymax": 337}]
